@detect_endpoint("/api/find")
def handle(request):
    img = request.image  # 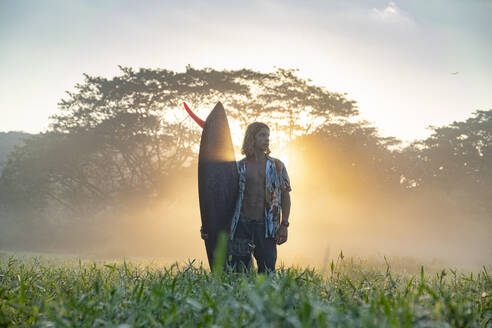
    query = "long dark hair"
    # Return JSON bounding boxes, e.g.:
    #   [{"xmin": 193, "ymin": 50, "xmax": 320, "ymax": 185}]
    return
[{"xmin": 241, "ymin": 122, "xmax": 271, "ymax": 158}]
